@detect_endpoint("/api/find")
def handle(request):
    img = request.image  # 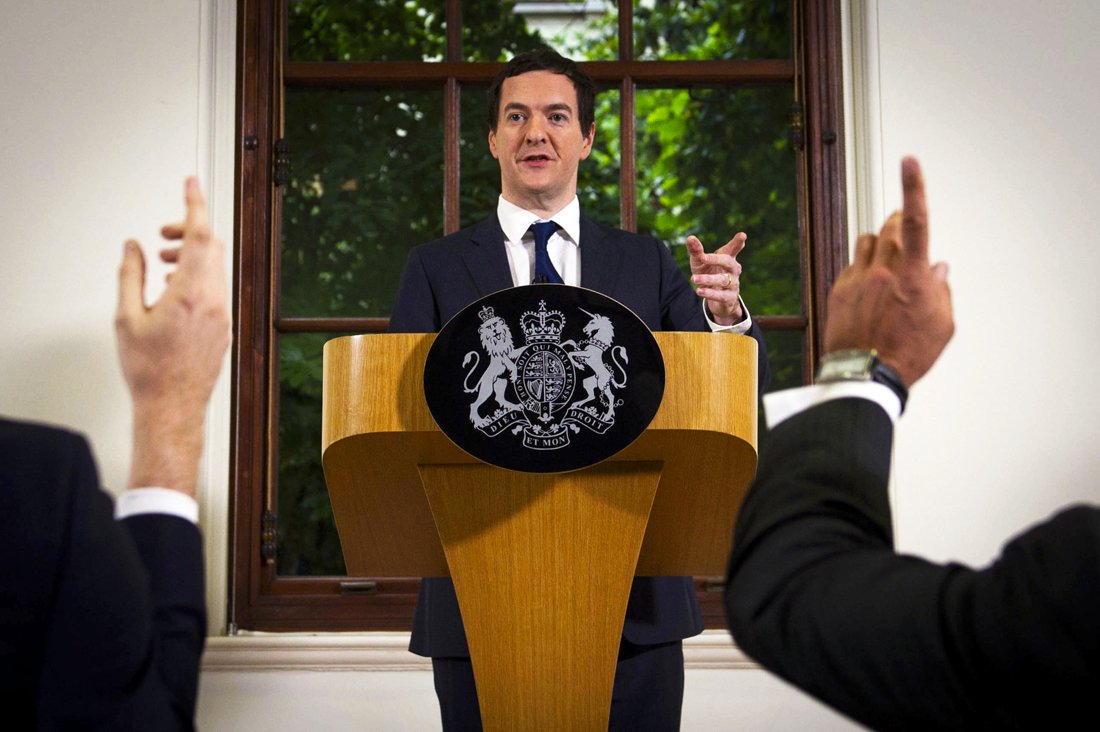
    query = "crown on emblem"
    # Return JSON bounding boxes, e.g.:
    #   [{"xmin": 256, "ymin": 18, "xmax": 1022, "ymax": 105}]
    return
[
  {"xmin": 478, "ymin": 304, "xmax": 496, "ymax": 322},
  {"xmin": 520, "ymin": 300, "xmax": 565, "ymax": 344}
]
